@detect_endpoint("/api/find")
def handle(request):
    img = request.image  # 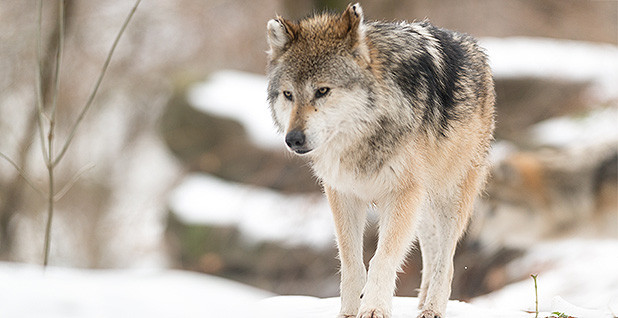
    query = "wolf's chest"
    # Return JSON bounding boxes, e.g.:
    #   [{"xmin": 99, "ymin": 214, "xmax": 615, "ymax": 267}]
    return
[{"xmin": 311, "ymin": 152, "xmax": 400, "ymax": 200}]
